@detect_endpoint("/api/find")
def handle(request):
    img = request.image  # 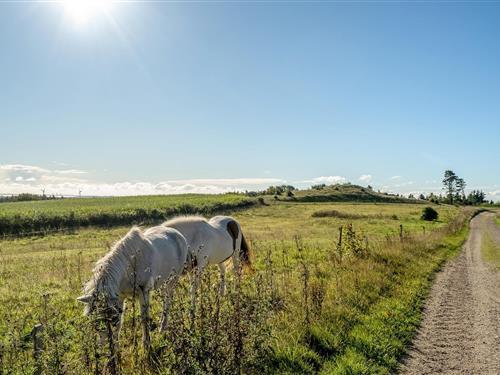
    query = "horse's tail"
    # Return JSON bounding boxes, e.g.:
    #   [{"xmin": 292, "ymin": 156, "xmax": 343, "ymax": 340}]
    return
[
  {"xmin": 227, "ymin": 219, "xmax": 253, "ymax": 273},
  {"xmin": 239, "ymin": 232, "xmax": 253, "ymax": 272}
]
